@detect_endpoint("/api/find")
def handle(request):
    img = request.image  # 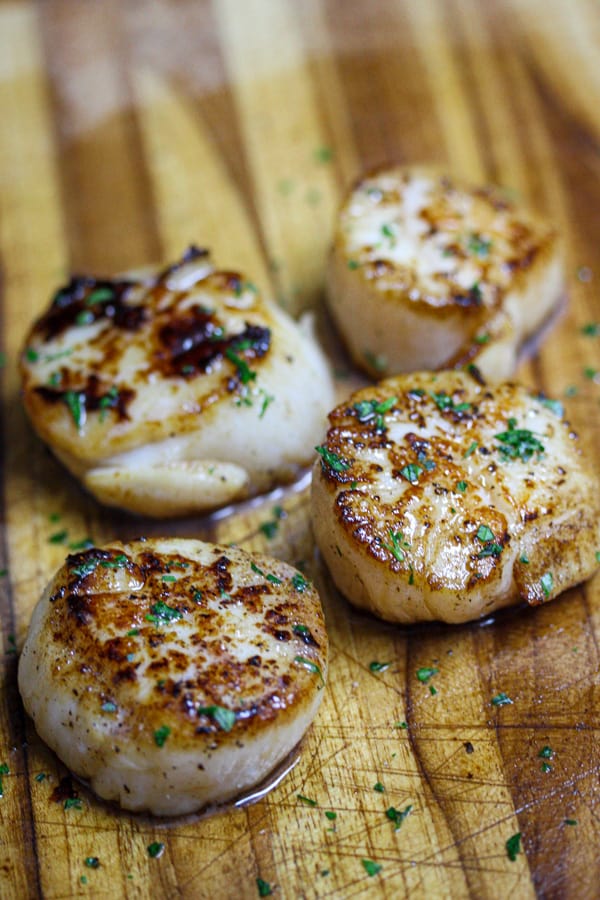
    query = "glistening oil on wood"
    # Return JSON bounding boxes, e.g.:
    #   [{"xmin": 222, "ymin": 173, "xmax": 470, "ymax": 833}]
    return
[{"xmin": 1, "ymin": 0, "xmax": 600, "ymax": 897}]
